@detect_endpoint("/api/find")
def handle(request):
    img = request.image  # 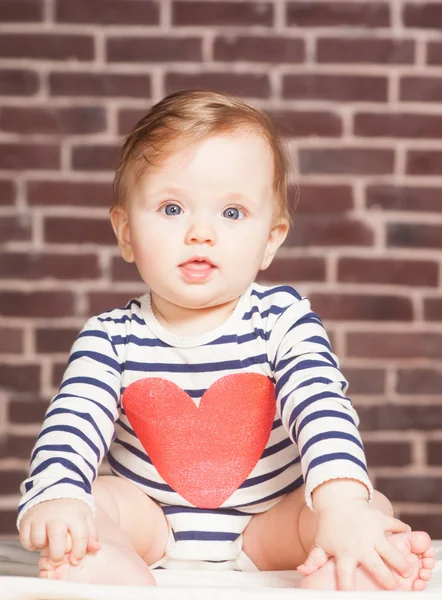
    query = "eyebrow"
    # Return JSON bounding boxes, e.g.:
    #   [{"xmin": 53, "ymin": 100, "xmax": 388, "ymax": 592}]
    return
[{"xmin": 151, "ymin": 186, "xmax": 253, "ymax": 204}]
